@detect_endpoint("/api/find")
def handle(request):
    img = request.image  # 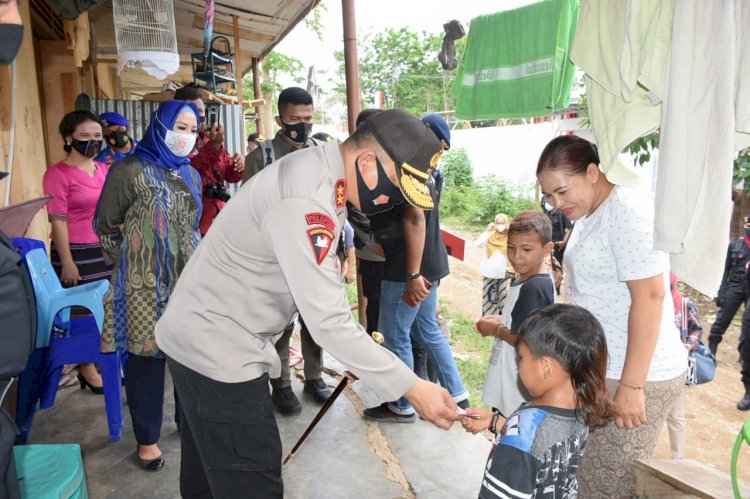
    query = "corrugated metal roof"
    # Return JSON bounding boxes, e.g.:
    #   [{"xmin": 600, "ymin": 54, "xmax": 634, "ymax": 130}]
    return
[{"xmin": 92, "ymin": 99, "xmax": 246, "ymax": 155}]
